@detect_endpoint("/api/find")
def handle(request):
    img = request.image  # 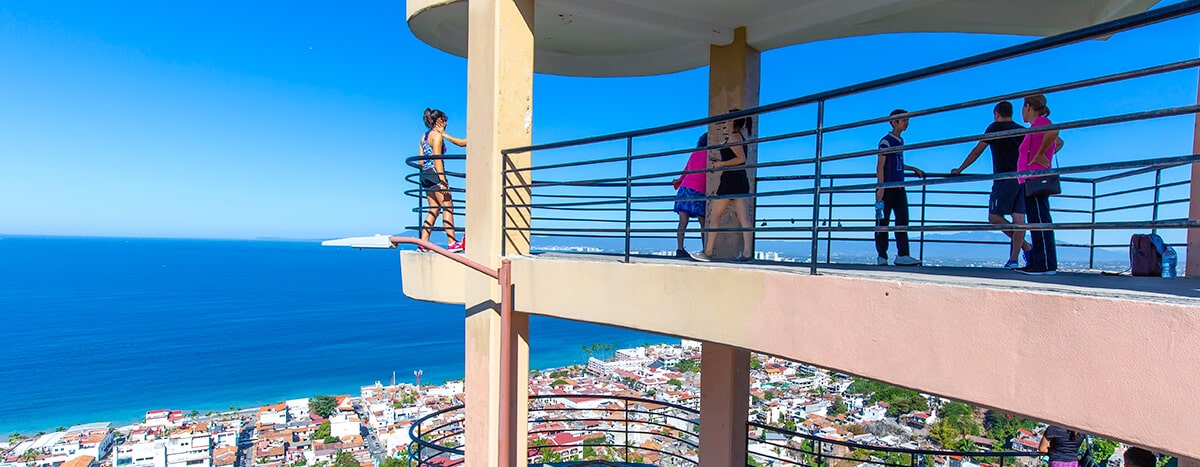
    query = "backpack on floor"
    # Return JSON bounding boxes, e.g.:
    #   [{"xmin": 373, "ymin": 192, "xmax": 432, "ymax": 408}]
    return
[{"xmin": 1129, "ymin": 234, "xmax": 1163, "ymax": 277}]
